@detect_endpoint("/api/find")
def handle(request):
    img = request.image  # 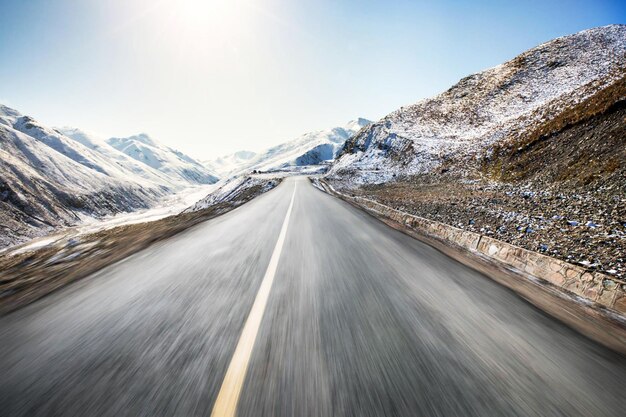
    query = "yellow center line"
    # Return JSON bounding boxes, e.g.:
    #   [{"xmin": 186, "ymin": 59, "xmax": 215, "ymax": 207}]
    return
[{"xmin": 210, "ymin": 181, "xmax": 297, "ymax": 417}]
